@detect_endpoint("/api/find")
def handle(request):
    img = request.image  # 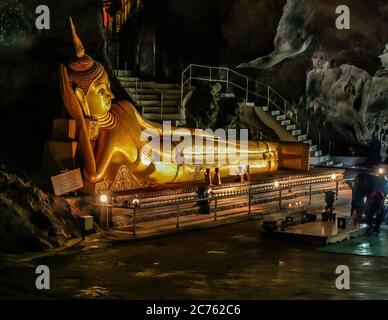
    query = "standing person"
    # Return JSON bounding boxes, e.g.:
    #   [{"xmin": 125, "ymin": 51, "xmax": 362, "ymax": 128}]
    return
[
  {"xmin": 213, "ymin": 167, "xmax": 222, "ymax": 186},
  {"xmin": 324, "ymin": 190, "xmax": 336, "ymax": 212},
  {"xmin": 365, "ymin": 189, "xmax": 385, "ymax": 233},
  {"xmin": 204, "ymin": 168, "xmax": 212, "ymax": 186},
  {"xmin": 243, "ymin": 165, "xmax": 251, "ymax": 181}
]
